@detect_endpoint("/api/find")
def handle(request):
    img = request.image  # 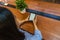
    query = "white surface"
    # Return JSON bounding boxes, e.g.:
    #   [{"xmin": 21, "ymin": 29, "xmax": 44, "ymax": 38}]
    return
[
  {"xmin": 4, "ymin": 3, "xmax": 8, "ymax": 5},
  {"xmin": 20, "ymin": 9, "xmax": 26, "ymax": 14},
  {"xmin": 29, "ymin": 13, "xmax": 36, "ymax": 21}
]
